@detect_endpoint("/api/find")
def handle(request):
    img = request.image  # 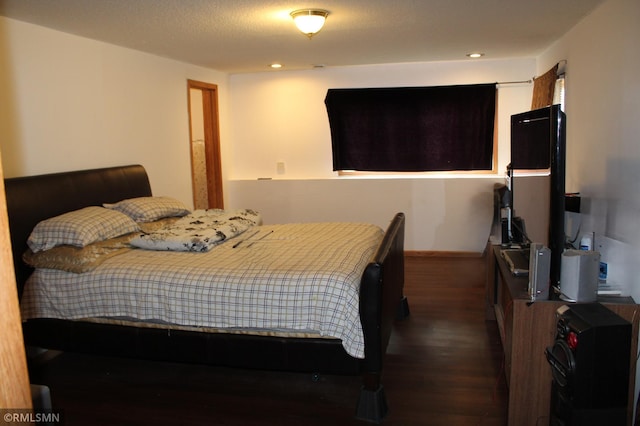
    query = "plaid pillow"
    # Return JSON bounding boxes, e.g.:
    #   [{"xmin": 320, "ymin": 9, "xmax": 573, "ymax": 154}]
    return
[
  {"xmin": 104, "ymin": 196, "xmax": 191, "ymax": 222},
  {"xmin": 27, "ymin": 206, "xmax": 140, "ymax": 253}
]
